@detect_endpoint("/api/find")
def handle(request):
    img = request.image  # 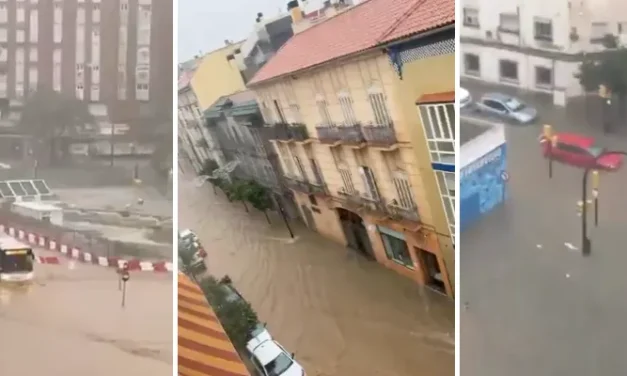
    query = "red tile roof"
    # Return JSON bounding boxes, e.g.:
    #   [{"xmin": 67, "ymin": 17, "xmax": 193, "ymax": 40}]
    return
[{"xmin": 248, "ymin": 0, "xmax": 454, "ymax": 85}]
